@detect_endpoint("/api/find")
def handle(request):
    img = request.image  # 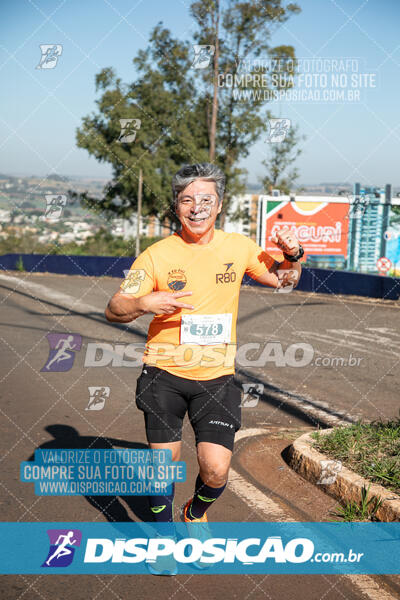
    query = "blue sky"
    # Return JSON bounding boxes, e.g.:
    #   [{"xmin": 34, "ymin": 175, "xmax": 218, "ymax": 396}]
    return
[{"xmin": 1, "ymin": 0, "xmax": 400, "ymax": 186}]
